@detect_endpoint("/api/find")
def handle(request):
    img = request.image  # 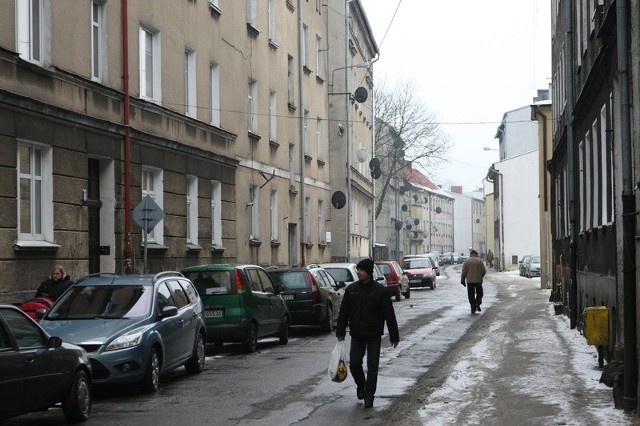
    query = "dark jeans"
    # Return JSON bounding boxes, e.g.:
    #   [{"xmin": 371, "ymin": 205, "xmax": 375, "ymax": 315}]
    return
[
  {"xmin": 467, "ymin": 283, "xmax": 484, "ymax": 308},
  {"xmin": 349, "ymin": 336, "xmax": 382, "ymax": 398}
]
